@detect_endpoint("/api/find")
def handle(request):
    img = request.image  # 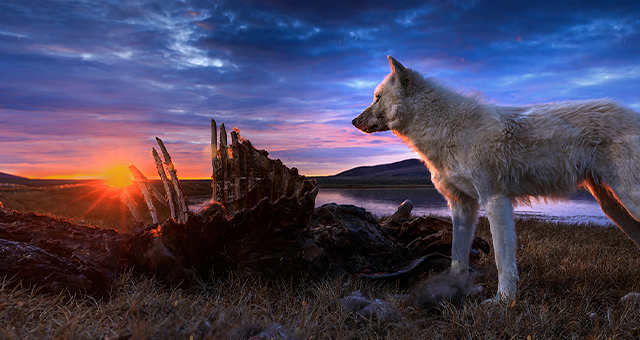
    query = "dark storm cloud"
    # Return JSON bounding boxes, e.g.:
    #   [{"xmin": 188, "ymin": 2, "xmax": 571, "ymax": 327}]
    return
[{"xmin": 0, "ymin": 0, "xmax": 638, "ymax": 177}]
